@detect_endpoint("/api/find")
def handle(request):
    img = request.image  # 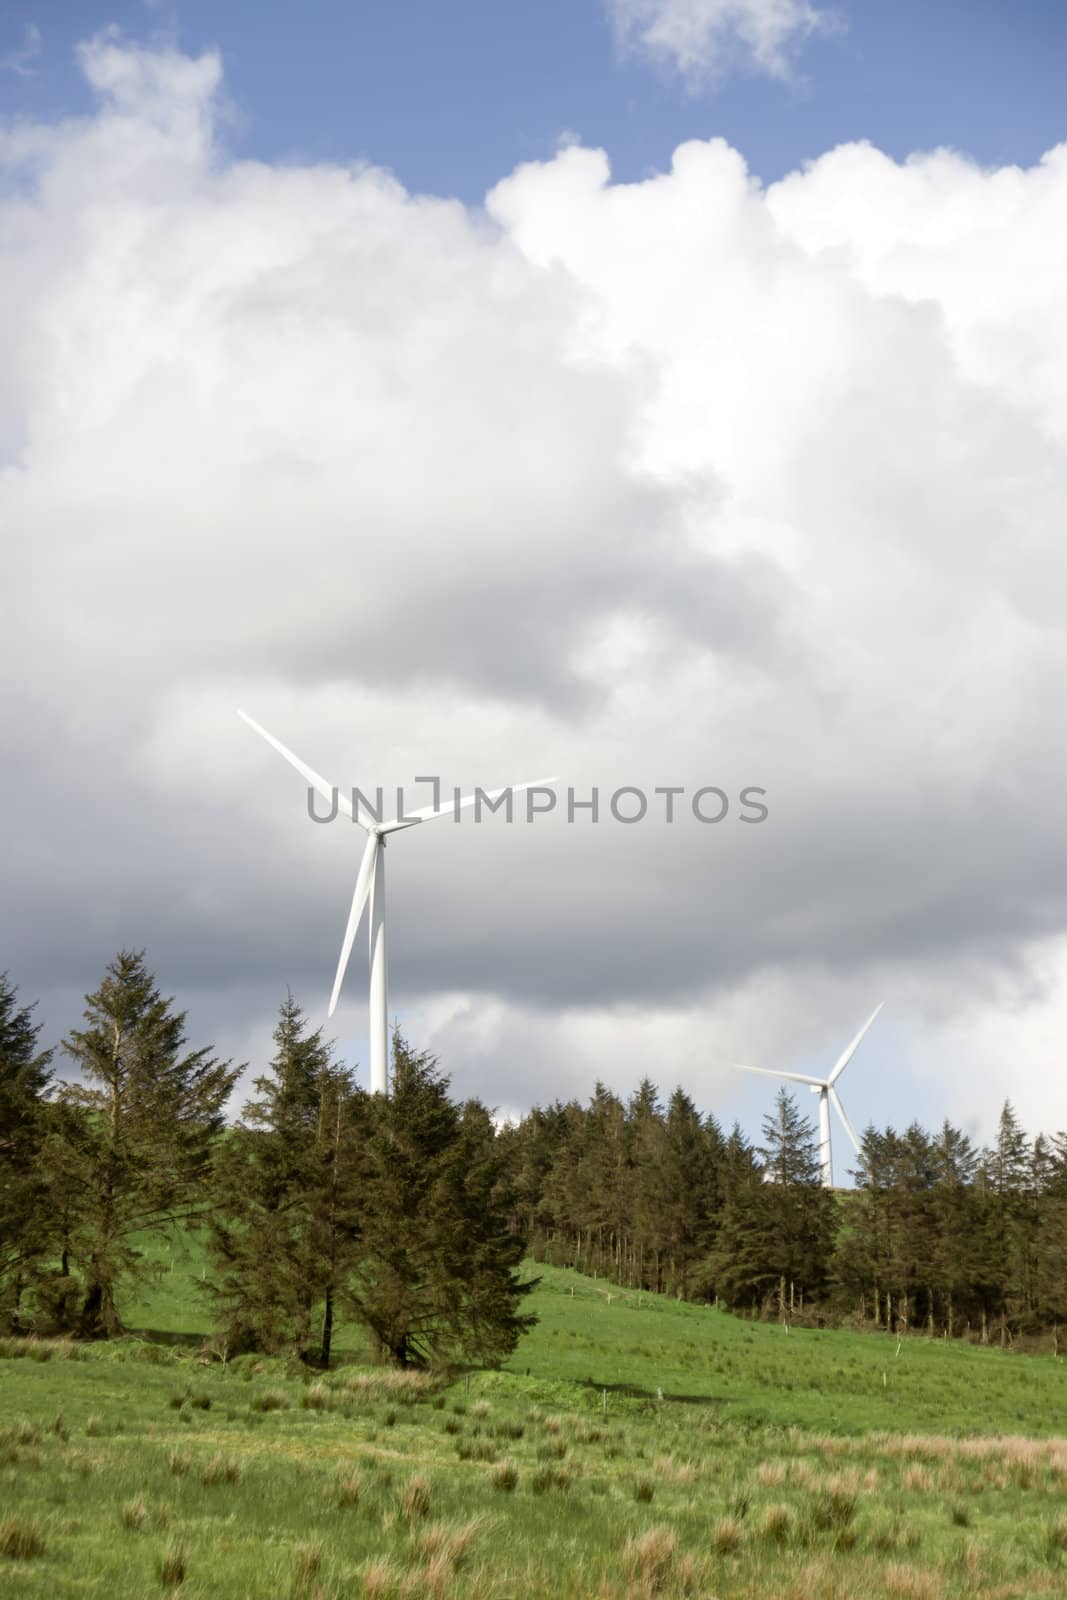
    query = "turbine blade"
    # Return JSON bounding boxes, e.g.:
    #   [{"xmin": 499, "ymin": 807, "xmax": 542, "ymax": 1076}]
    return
[
  {"xmin": 380, "ymin": 776, "xmax": 561, "ymax": 832},
  {"xmin": 733, "ymin": 1063, "xmax": 825, "ymax": 1089},
  {"xmin": 237, "ymin": 709, "xmax": 368, "ymax": 831},
  {"xmin": 828, "ymin": 1001, "xmax": 885, "ymax": 1085},
  {"xmin": 829, "ymin": 1085, "xmax": 862, "ymax": 1153},
  {"xmin": 328, "ymin": 833, "xmax": 379, "ymax": 1017}
]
